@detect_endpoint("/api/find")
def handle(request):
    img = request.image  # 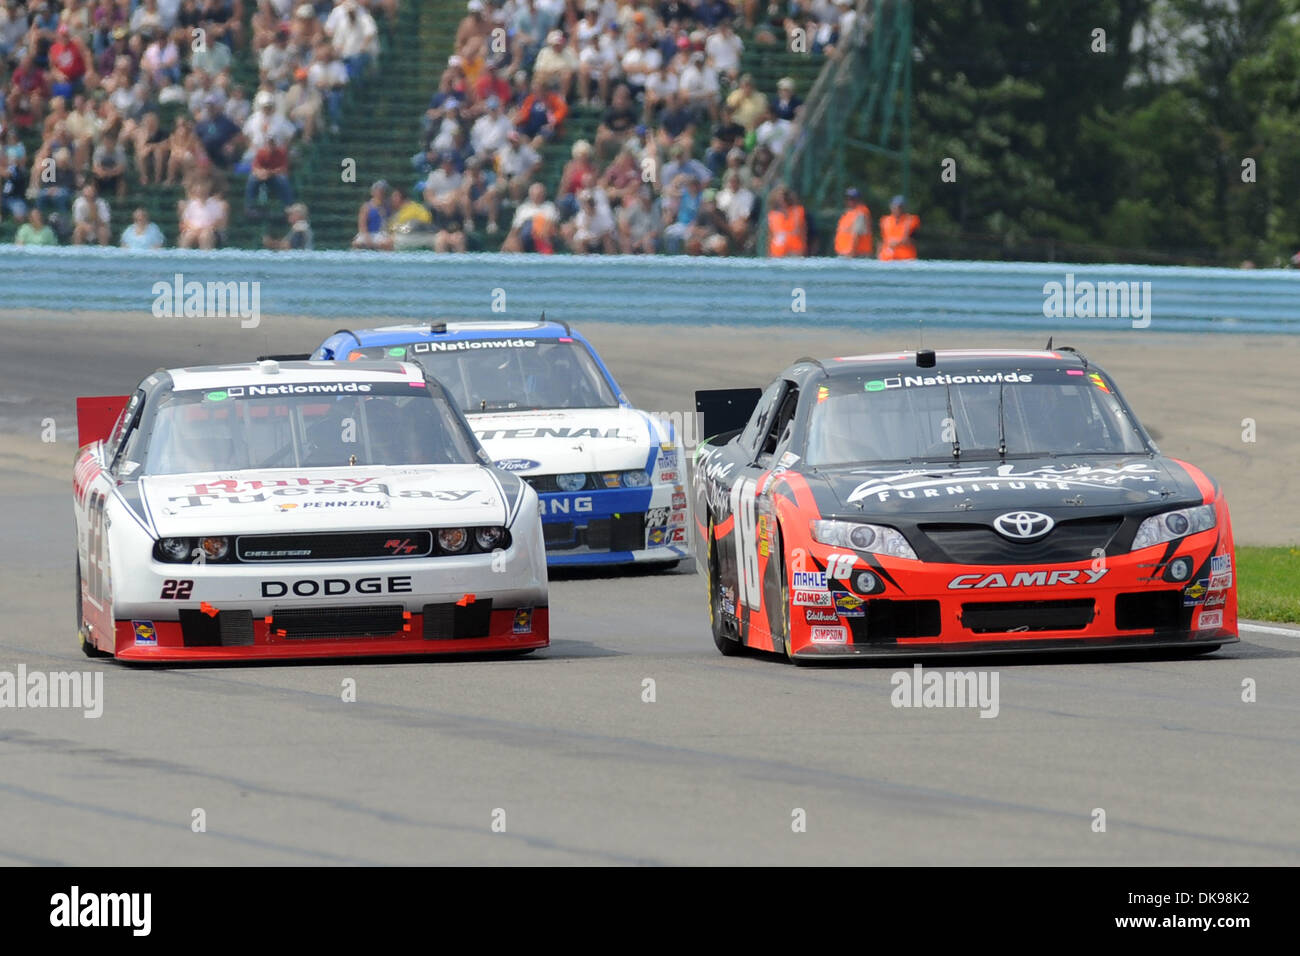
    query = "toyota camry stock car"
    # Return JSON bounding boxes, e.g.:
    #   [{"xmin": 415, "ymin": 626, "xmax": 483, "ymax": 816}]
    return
[
  {"xmin": 312, "ymin": 319, "xmax": 689, "ymax": 568},
  {"xmin": 72, "ymin": 360, "xmax": 549, "ymax": 662},
  {"xmin": 693, "ymin": 347, "xmax": 1238, "ymax": 661}
]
